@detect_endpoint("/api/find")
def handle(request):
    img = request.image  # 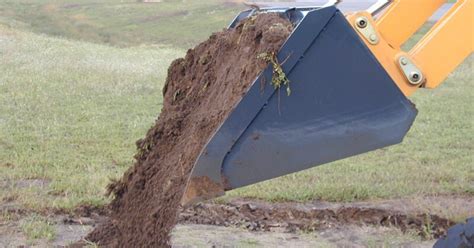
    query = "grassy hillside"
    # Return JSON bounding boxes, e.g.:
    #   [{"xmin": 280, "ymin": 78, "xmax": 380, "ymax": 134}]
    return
[
  {"xmin": 0, "ymin": 0, "xmax": 458, "ymax": 48},
  {"xmin": 0, "ymin": 0, "xmax": 242, "ymax": 48},
  {"xmin": 0, "ymin": 25, "xmax": 184, "ymax": 209}
]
